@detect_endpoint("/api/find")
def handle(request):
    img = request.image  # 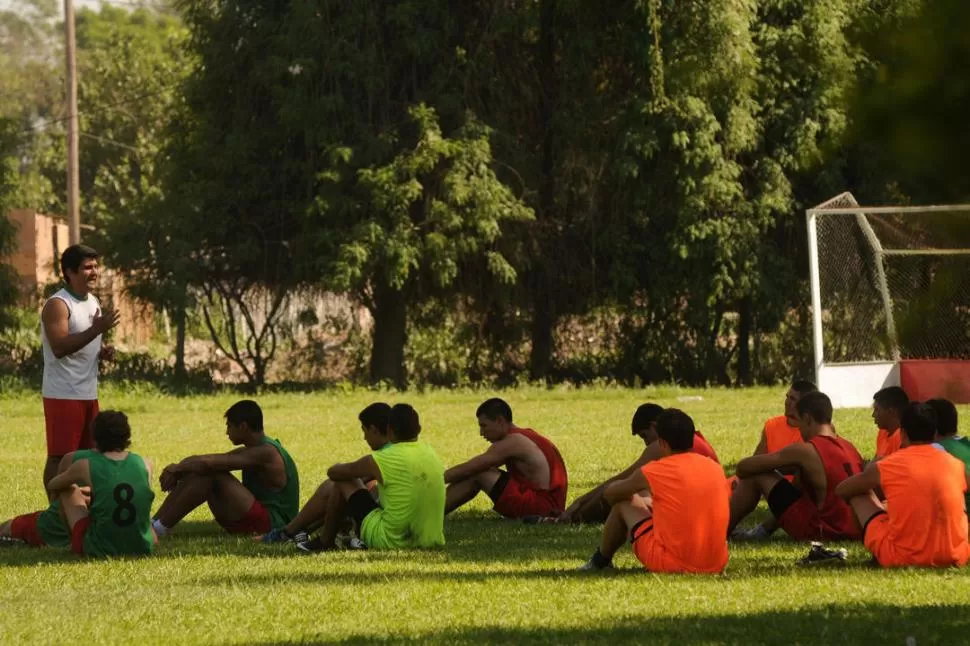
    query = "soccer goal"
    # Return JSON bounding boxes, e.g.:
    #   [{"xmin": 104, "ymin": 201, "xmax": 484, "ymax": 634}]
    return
[{"xmin": 807, "ymin": 192, "xmax": 970, "ymax": 408}]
